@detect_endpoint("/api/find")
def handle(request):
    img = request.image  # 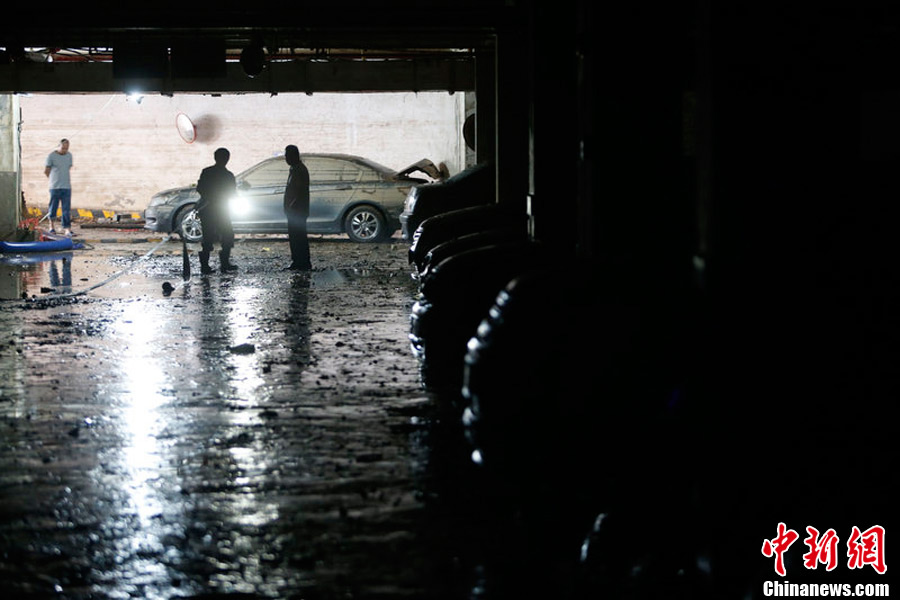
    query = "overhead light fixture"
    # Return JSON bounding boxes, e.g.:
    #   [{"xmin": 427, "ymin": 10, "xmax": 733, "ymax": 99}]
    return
[
  {"xmin": 0, "ymin": 47, "xmax": 25, "ymax": 64},
  {"xmin": 113, "ymin": 41, "xmax": 168, "ymax": 79},
  {"xmin": 240, "ymin": 42, "xmax": 266, "ymax": 78}
]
